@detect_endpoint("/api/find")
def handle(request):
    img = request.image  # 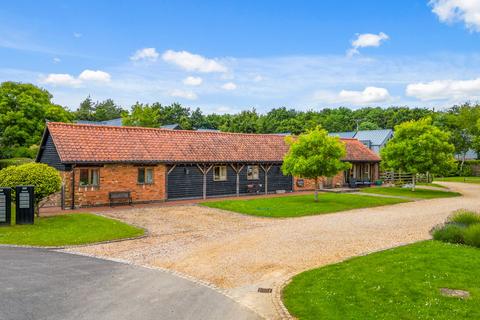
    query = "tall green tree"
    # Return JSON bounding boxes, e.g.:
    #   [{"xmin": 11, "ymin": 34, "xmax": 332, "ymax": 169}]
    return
[
  {"xmin": 75, "ymin": 96, "xmax": 95, "ymax": 121},
  {"xmin": 94, "ymin": 99, "xmax": 124, "ymax": 121},
  {"xmin": 358, "ymin": 121, "xmax": 381, "ymax": 130},
  {"xmin": 75, "ymin": 97, "xmax": 124, "ymax": 121},
  {"xmin": 0, "ymin": 82, "xmax": 73, "ymax": 158},
  {"xmin": 282, "ymin": 126, "xmax": 350, "ymax": 202},
  {"xmin": 381, "ymin": 118, "xmax": 456, "ymax": 191},
  {"xmin": 220, "ymin": 109, "xmax": 260, "ymax": 133},
  {"xmin": 122, "ymin": 102, "xmax": 161, "ymax": 127}
]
